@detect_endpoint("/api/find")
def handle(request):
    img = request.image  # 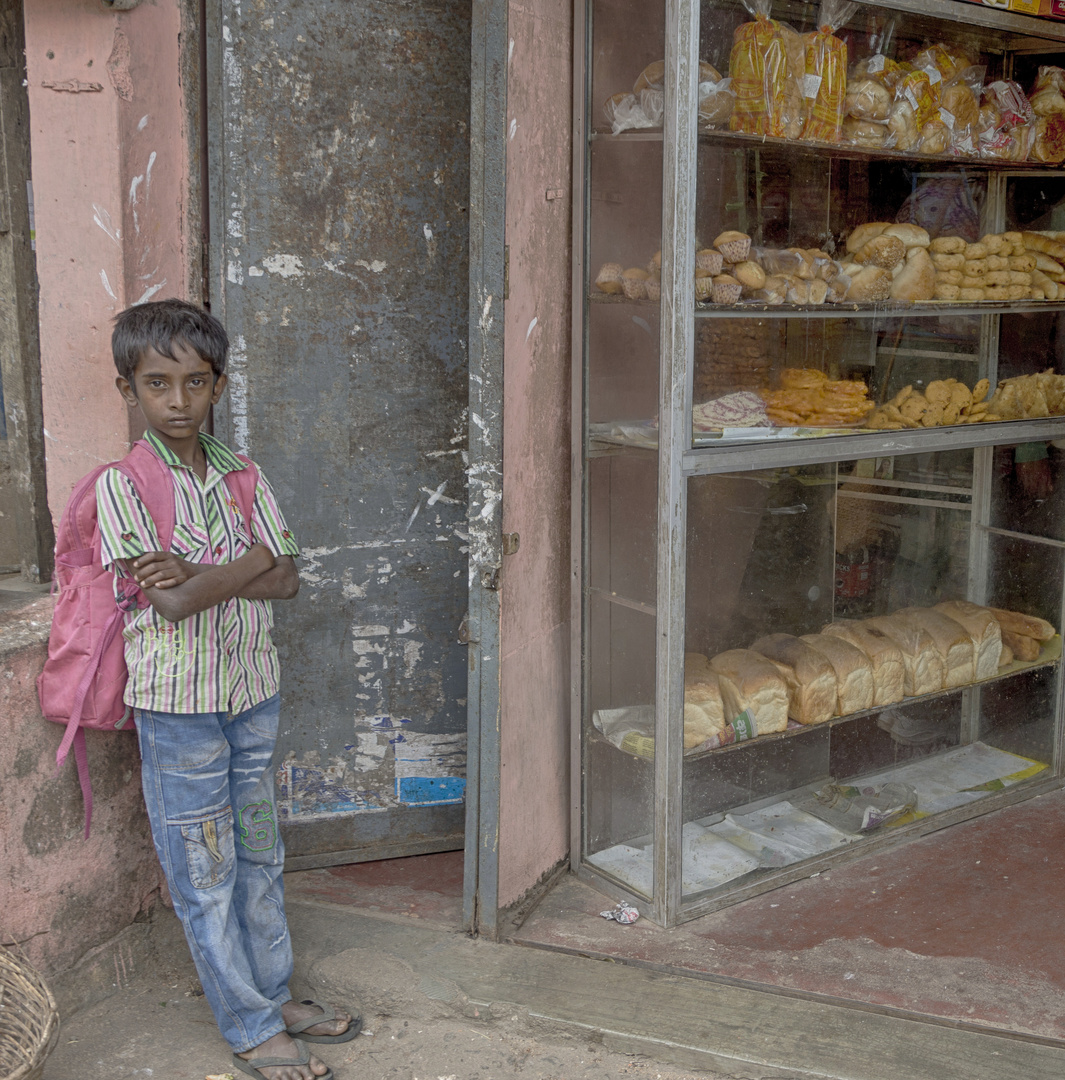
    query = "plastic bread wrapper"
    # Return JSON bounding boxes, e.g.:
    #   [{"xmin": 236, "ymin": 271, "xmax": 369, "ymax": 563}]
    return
[
  {"xmin": 728, "ymin": 0, "xmax": 805, "ymax": 140},
  {"xmin": 911, "ymin": 42, "xmax": 974, "ymax": 92},
  {"xmin": 800, "ymin": 0, "xmax": 858, "ymax": 143},
  {"xmin": 937, "ymin": 65, "xmax": 987, "ymax": 157},
  {"xmin": 699, "ymin": 76, "xmax": 735, "ymax": 127},
  {"xmin": 604, "ymin": 87, "xmax": 664, "ymax": 135},
  {"xmin": 978, "ymin": 80, "xmax": 1034, "ymax": 161},
  {"xmin": 848, "ymin": 17, "xmax": 904, "ymax": 93}
]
